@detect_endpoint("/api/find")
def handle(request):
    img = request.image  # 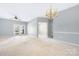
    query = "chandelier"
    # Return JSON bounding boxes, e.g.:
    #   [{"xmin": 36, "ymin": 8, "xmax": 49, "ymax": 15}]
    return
[{"xmin": 45, "ymin": 7, "xmax": 58, "ymax": 20}]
